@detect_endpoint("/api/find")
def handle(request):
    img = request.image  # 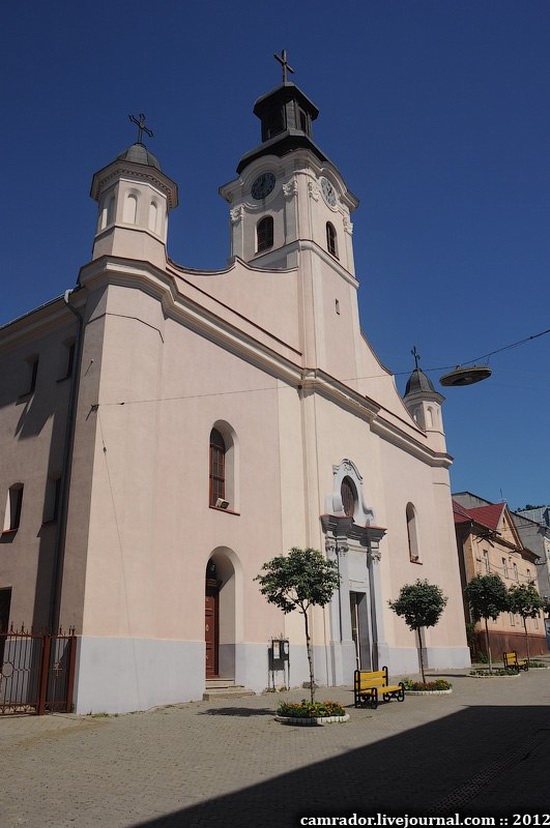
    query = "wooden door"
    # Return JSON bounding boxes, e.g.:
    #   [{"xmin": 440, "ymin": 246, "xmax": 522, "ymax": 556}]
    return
[{"xmin": 205, "ymin": 579, "xmax": 219, "ymax": 677}]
